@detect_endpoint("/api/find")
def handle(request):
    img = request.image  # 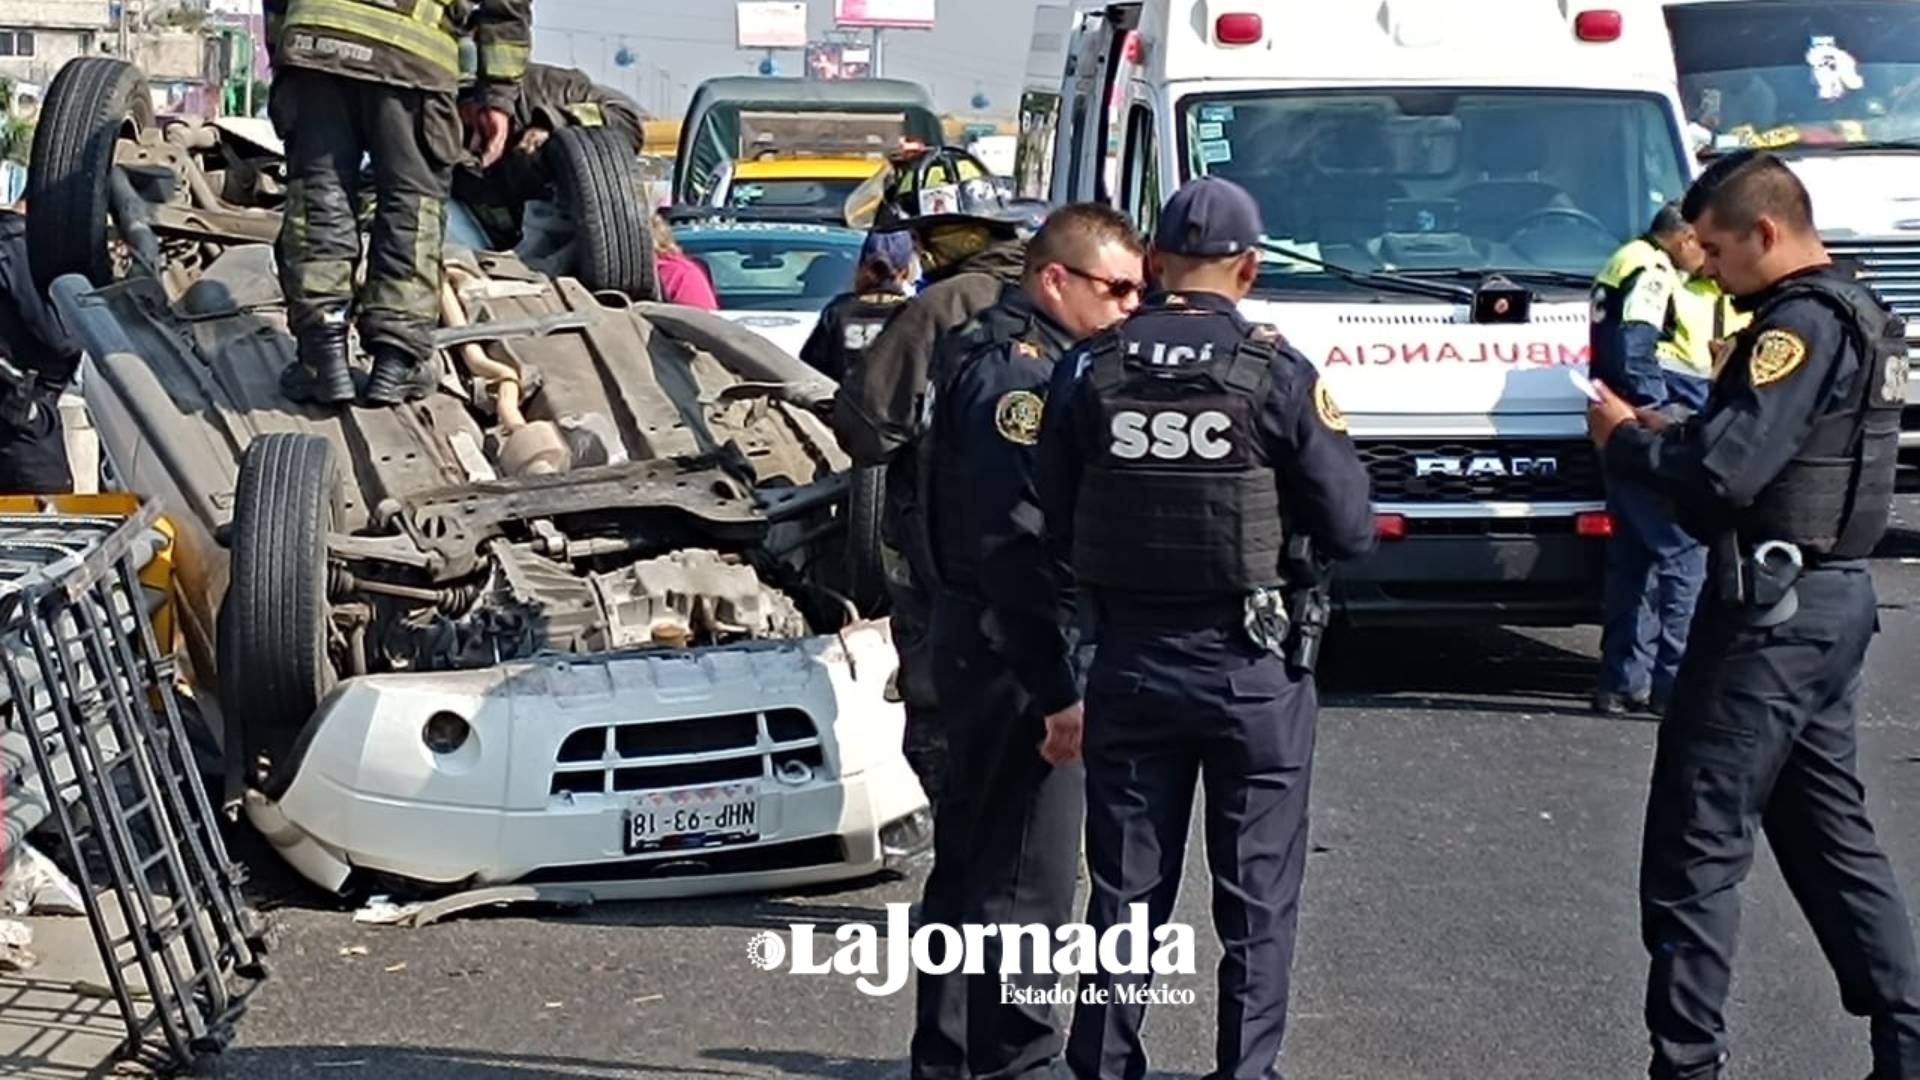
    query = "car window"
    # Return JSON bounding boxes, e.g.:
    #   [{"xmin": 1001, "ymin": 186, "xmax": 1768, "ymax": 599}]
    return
[
  {"xmin": 677, "ymin": 235, "xmax": 860, "ymax": 312},
  {"xmin": 727, "ymin": 178, "xmax": 869, "ymax": 214},
  {"xmin": 1179, "ymin": 89, "xmax": 1688, "ymax": 285}
]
